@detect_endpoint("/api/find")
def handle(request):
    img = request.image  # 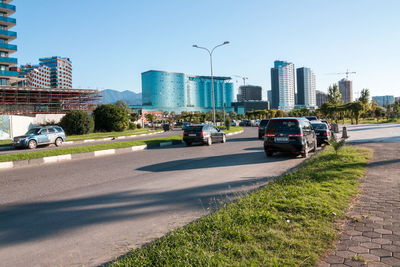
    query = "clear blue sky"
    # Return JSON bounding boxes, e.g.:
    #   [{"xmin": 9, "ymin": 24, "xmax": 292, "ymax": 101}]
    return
[{"xmin": 14, "ymin": 0, "xmax": 400, "ymax": 98}]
